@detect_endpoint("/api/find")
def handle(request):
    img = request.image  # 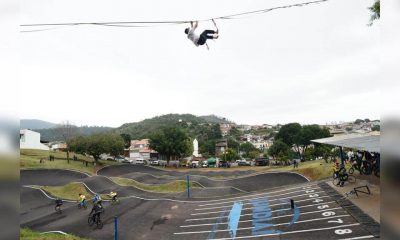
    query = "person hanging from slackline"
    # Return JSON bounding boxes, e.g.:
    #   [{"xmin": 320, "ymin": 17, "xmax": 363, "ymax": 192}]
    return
[{"xmin": 184, "ymin": 19, "xmax": 218, "ymax": 49}]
